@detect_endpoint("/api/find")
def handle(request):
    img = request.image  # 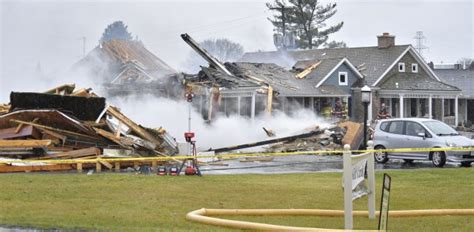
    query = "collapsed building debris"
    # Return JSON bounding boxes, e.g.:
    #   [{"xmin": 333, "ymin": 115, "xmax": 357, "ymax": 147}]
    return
[
  {"xmin": 180, "ymin": 33, "xmax": 352, "ymax": 122},
  {"xmin": 207, "ymin": 121, "xmax": 362, "ymax": 155},
  {"xmin": 0, "ymin": 84, "xmax": 179, "ymax": 173},
  {"xmin": 73, "ymin": 39, "xmax": 183, "ymax": 98}
]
